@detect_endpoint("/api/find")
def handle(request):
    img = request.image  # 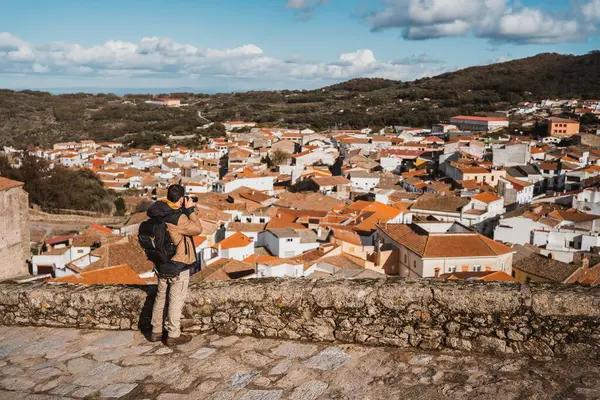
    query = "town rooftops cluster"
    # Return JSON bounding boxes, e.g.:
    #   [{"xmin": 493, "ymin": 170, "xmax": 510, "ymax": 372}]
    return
[{"xmin": 4, "ymin": 97, "xmax": 600, "ymax": 286}]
